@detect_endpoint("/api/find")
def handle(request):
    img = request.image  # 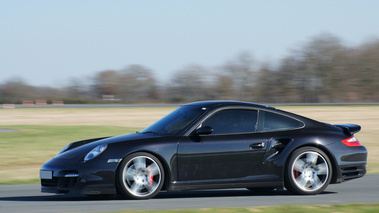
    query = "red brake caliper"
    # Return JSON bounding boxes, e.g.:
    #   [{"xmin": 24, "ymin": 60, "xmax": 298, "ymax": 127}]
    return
[
  {"xmin": 147, "ymin": 165, "xmax": 153, "ymax": 186},
  {"xmin": 294, "ymin": 165, "xmax": 299, "ymax": 179}
]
